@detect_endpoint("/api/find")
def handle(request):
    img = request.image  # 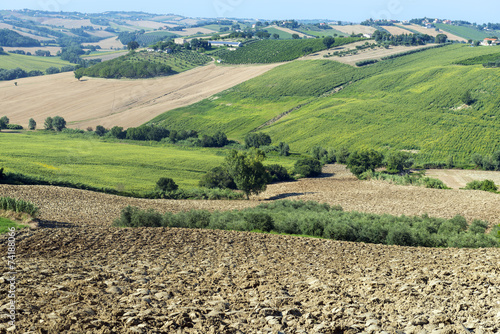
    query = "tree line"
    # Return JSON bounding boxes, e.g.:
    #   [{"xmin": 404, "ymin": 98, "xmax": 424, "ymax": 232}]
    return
[{"xmin": 0, "ymin": 29, "xmax": 40, "ymax": 47}]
